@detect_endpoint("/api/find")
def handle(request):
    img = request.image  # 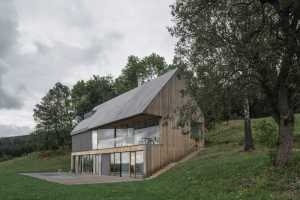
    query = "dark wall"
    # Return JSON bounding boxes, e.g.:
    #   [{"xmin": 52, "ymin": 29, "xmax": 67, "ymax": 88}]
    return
[{"xmin": 72, "ymin": 131, "xmax": 92, "ymax": 152}]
